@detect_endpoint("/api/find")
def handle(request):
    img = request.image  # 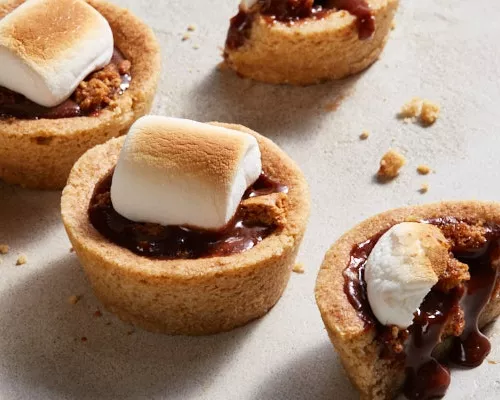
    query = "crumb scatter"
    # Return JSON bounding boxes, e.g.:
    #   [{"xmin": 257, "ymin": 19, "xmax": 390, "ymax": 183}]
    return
[
  {"xmin": 293, "ymin": 263, "xmax": 305, "ymax": 274},
  {"xmin": 419, "ymin": 183, "xmax": 430, "ymax": 194},
  {"xmin": 399, "ymin": 97, "xmax": 440, "ymax": 126},
  {"xmin": 360, "ymin": 131, "xmax": 370, "ymax": 140},
  {"xmin": 16, "ymin": 255, "xmax": 27, "ymax": 265},
  {"xmin": 400, "ymin": 97, "xmax": 422, "ymax": 118},
  {"xmin": 377, "ymin": 149, "xmax": 406, "ymax": 180},
  {"xmin": 417, "ymin": 165, "xmax": 431, "ymax": 175},
  {"xmin": 420, "ymin": 100, "xmax": 440, "ymax": 125}
]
